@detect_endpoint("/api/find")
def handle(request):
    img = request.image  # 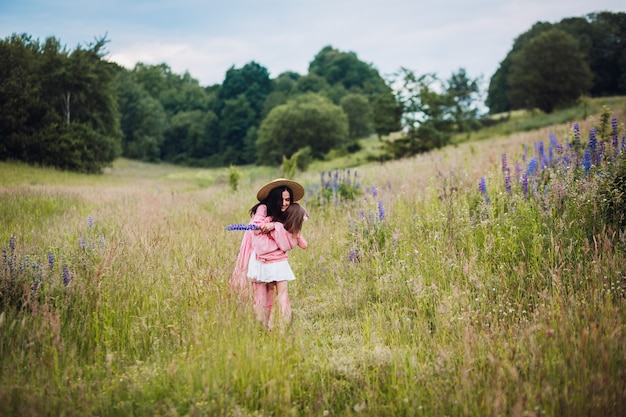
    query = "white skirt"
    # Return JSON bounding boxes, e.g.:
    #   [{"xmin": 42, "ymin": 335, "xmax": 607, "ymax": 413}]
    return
[{"xmin": 247, "ymin": 251, "xmax": 296, "ymax": 283}]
